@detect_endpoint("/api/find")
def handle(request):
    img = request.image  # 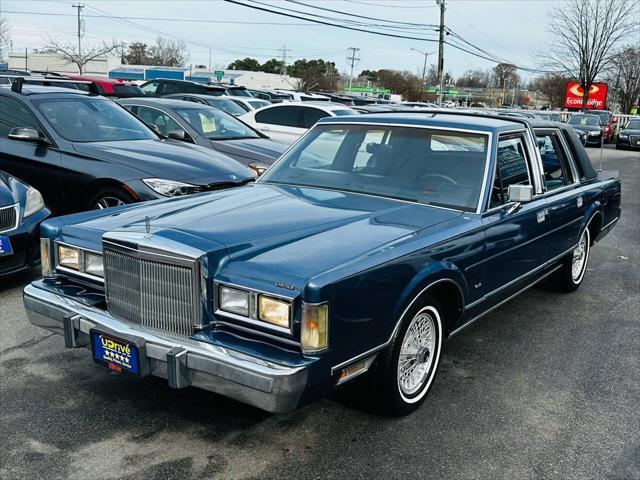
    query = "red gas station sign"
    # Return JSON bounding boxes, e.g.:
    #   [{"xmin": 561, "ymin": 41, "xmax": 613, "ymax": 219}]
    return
[{"xmin": 564, "ymin": 82, "xmax": 608, "ymax": 110}]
